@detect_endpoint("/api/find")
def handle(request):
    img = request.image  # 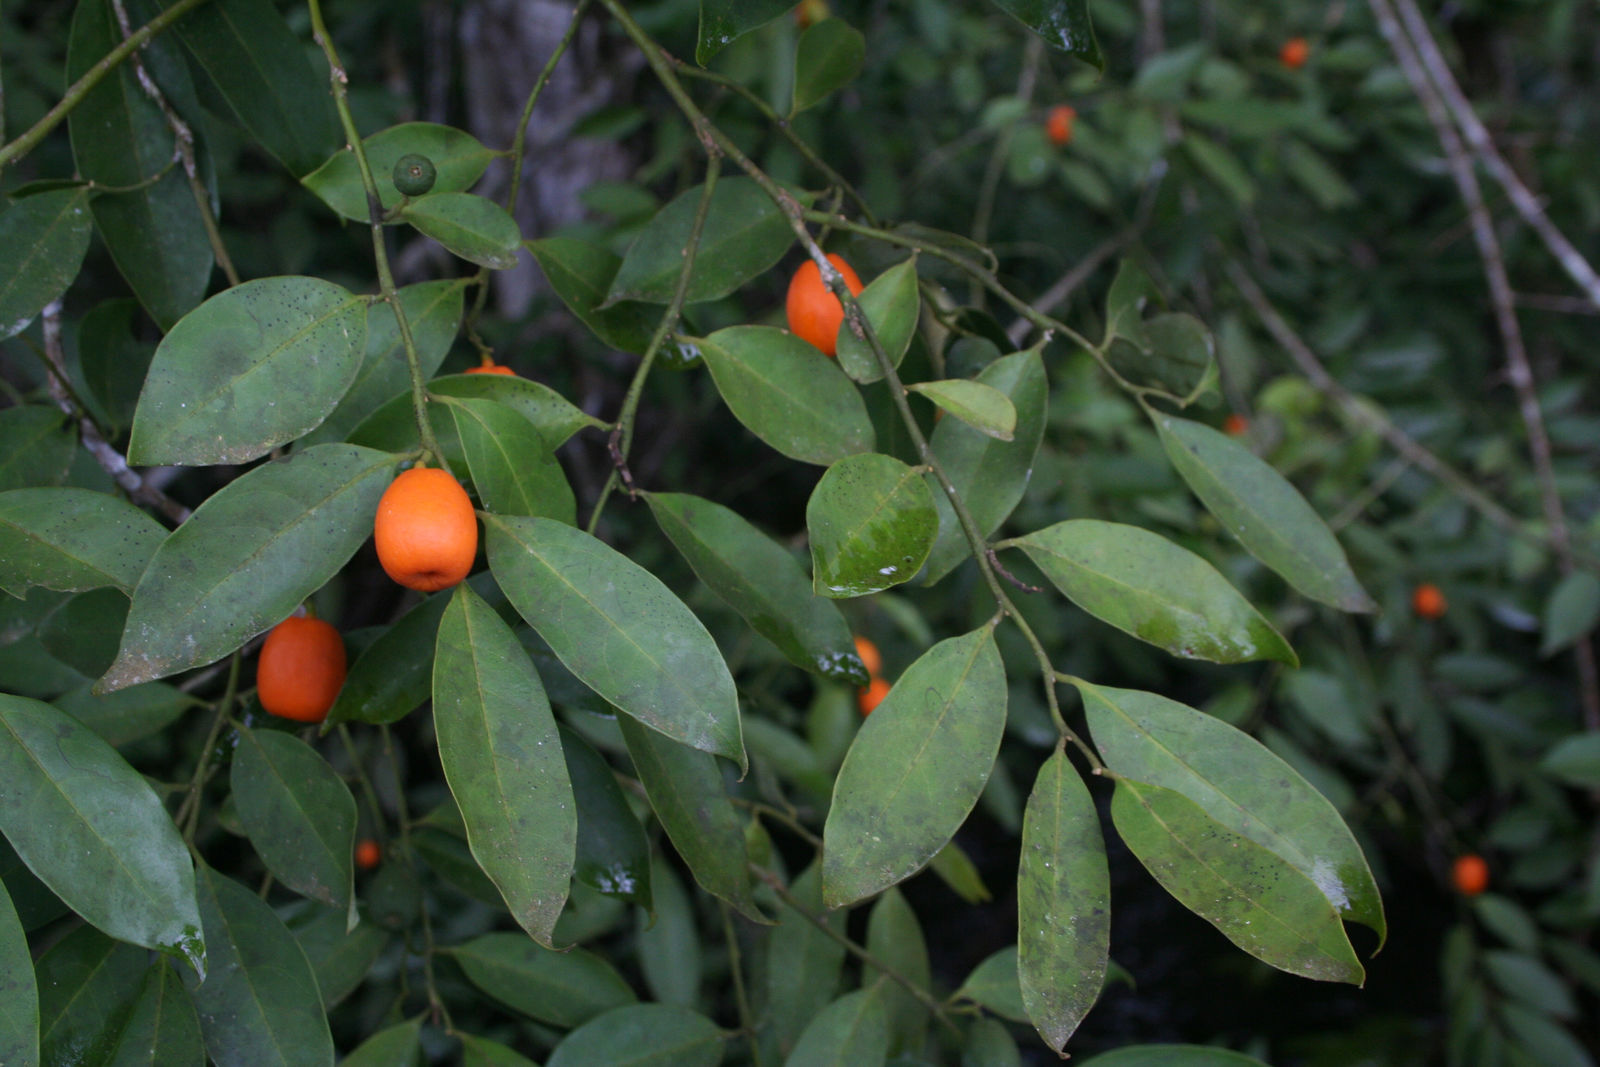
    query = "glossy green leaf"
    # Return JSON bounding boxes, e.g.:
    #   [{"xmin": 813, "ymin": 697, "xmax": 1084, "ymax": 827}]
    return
[
  {"xmin": 1017, "ymin": 748, "xmax": 1109, "ymax": 1053},
  {"xmin": 434, "ymin": 585, "xmax": 576, "ymax": 947},
  {"xmin": 636, "ymin": 858, "xmax": 700, "ymax": 1006},
  {"xmin": 698, "ymin": 326, "xmax": 875, "ymax": 466},
  {"xmin": 342, "ymin": 1018, "xmax": 422, "ymax": 1067},
  {"xmin": 442, "ymin": 396, "xmax": 575, "ymax": 523},
  {"xmin": 792, "ymin": 18, "xmax": 867, "ymax": 114},
  {"xmin": 646, "ymin": 491, "xmax": 864, "ymax": 683},
  {"xmin": 54, "ymin": 682, "xmax": 190, "ymax": 748},
  {"xmin": 618, "ymin": 716, "xmax": 765, "ymax": 923},
  {"xmin": 527, "ymin": 237, "xmax": 659, "ymax": 354},
  {"xmin": 785, "ymin": 988, "xmax": 888, "ymax": 1067},
  {"xmin": 349, "ymin": 373, "xmax": 601, "ymax": 458},
  {"xmin": 547, "ymin": 1003, "xmax": 723, "ymax": 1067},
  {"xmin": 127, "ymin": 277, "xmax": 368, "ymax": 466},
  {"xmin": 486, "ymin": 513, "xmax": 745, "ymax": 769},
  {"xmin": 923, "ymin": 348, "xmax": 1048, "ymax": 585},
  {"xmin": 835, "ymin": 258, "xmax": 919, "ymax": 383},
  {"xmin": 1109, "ymin": 778, "xmax": 1363, "ymax": 984},
  {"xmin": 67, "ymin": 0, "xmax": 211, "ymax": 329},
  {"xmin": 1078, "ymin": 681, "xmax": 1385, "ymax": 946},
  {"xmin": 1540, "ymin": 570, "xmax": 1600, "ymax": 657},
  {"xmin": 285, "ymin": 902, "xmax": 389, "ymax": 1008},
  {"xmin": 823, "ymin": 626, "xmax": 1007, "ymax": 906},
  {"xmin": 1077, "ymin": 1046, "xmax": 1271, "ymax": 1067},
  {"xmin": 101, "ymin": 445, "xmax": 397, "ymax": 691},
  {"xmin": 953, "ymin": 946, "xmax": 1028, "ymax": 1023},
  {"xmin": 78, "ymin": 298, "xmax": 155, "ymax": 432},
  {"xmin": 36, "ymin": 926, "xmax": 146, "ymax": 1066},
  {"xmin": 807, "ymin": 453, "xmax": 937, "ymax": 597},
  {"xmin": 0, "ymin": 488, "xmax": 166, "ymax": 598},
  {"xmin": 104, "ymin": 957, "xmax": 204, "ymax": 1067},
  {"xmin": 1010, "ymin": 520, "xmax": 1296, "ymax": 665},
  {"xmin": 458, "ymin": 1033, "xmax": 540, "ymax": 1067},
  {"xmin": 0, "ymin": 407, "xmax": 74, "ymax": 491},
  {"xmin": 154, "ymin": 0, "xmax": 340, "ymax": 176},
  {"xmin": 987, "ymin": 0, "xmax": 1102, "ymax": 68},
  {"xmin": 326, "ymin": 590, "xmax": 450, "ymax": 726},
  {"xmin": 762, "ymin": 863, "xmax": 846, "ymax": 1063},
  {"xmin": 866, "ymin": 888, "xmax": 930, "ymax": 1056},
  {"xmin": 450, "ymin": 932, "xmax": 636, "ymax": 1028},
  {"xmin": 0, "ymin": 187, "xmax": 93, "ymax": 341},
  {"xmin": 0, "ymin": 883, "xmax": 36, "ymax": 1067},
  {"xmin": 1153, "ymin": 413, "xmax": 1375, "ymax": 613},
  {"xmin": 1541, "ymin": 733, "xmax": 1600, "ymax": 788},
  {"xmin": 401, "ymin": 193, "xmax": 522, "ymax": 270},
  {"xmin": 186, "ymin": 864, "xmax": 333, "ymax": 1067},
  {"xmin": 560, "ymin": 725, "xmax": 652, "ymax": 907},
  {"xmin": 302, "ymin": 122, "xmax": 496, "ymax": 221},
  {"xmin": 907, "ymin": 380, "xmax": 1016, "ymax": 440},
  {"xmin": 302, "ymin": 279, "xmax": 466, "ymax": 447},
  {"xmin": 231, "ymin": 728, "xmax": 356, "ymax": 910},
  {"xmin": 696, "ymin": 0, "xmax": 795, "ymax": 64},
  {"xmin": 607, "ymin": 178, "xmax": 794, "ymax": 305},
  {"xmin": 0, "ymin": 695, "xmax": 202, "ymax": 969}
]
